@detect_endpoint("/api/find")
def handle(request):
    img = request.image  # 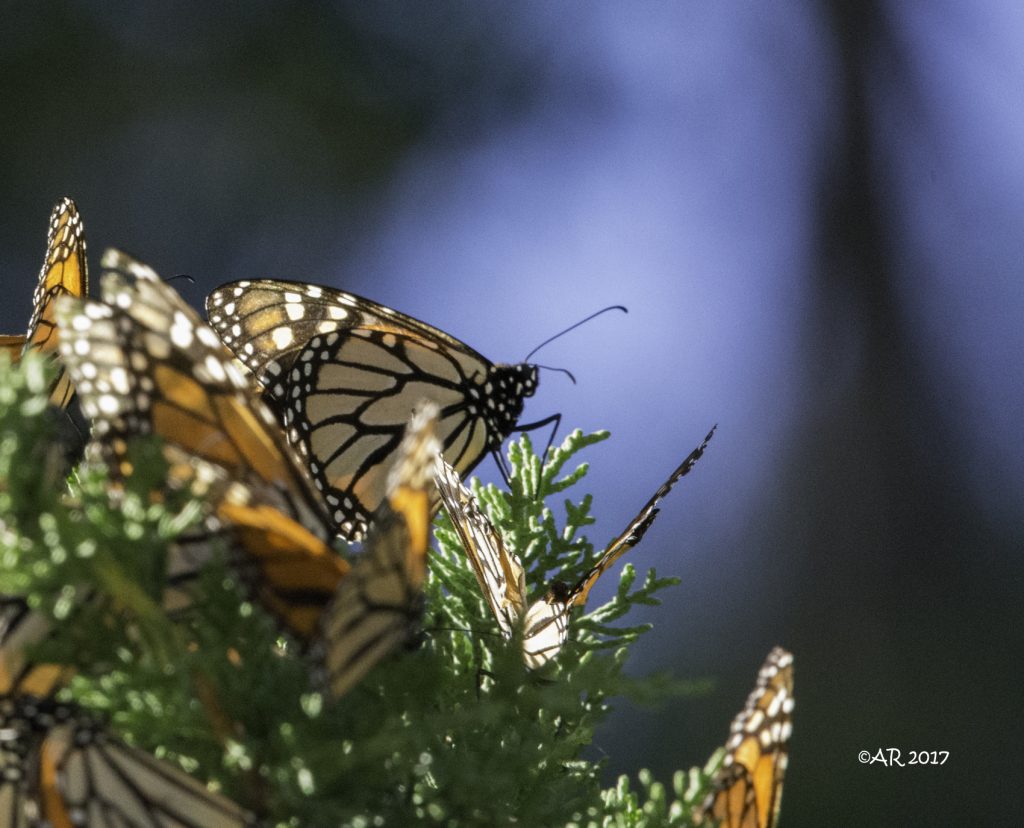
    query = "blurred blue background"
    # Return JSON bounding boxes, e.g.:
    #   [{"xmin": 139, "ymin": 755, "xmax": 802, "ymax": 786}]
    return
[{"xmin": 3, "ymin": 2, "xmax": 1022, "ymax": 823}]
